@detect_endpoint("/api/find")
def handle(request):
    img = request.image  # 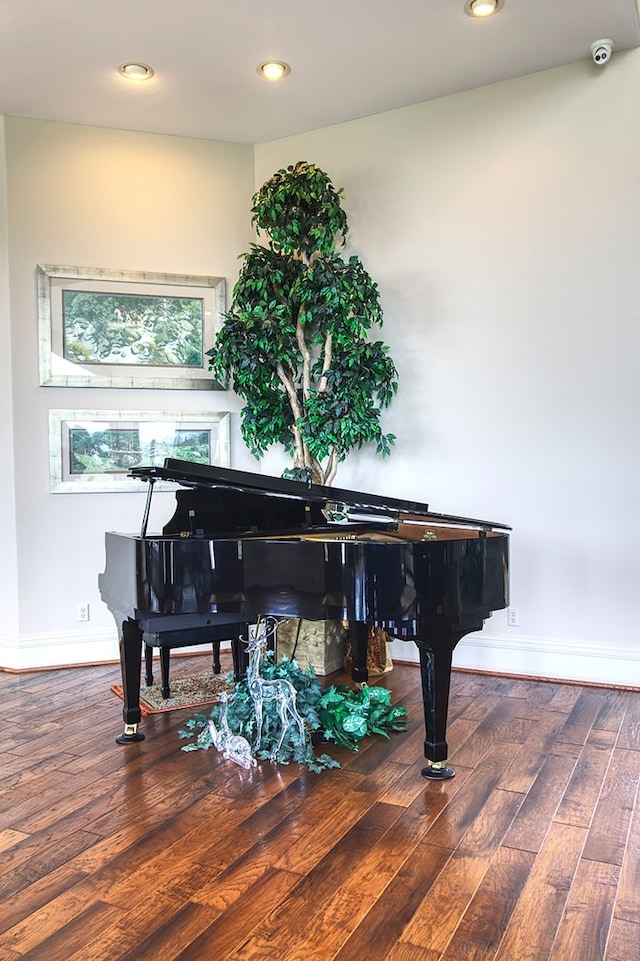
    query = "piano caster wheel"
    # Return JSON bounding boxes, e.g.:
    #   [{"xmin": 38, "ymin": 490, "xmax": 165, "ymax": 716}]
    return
[
  {"xmin": 422, "ymin": 761, "xmax": 455, "ymax": 780},
  {"xmin": 116, "ymin": 724, "xmax": 145, "ymax": 745}
]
